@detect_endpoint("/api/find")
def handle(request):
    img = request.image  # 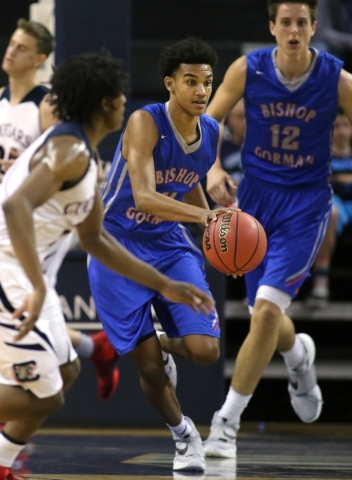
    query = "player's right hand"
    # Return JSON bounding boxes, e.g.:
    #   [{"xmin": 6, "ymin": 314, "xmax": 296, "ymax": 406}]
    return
[
  {"xmin": 207, "ymin": 166, "xmax": 237, "ymax": 206},
  {"xmin": 159, "ymin": 280, "xmax": 215, "ymax": 314},
  {"xmin": 12, "ymin": 287, "xmax": 46, "ymax": 341}
]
